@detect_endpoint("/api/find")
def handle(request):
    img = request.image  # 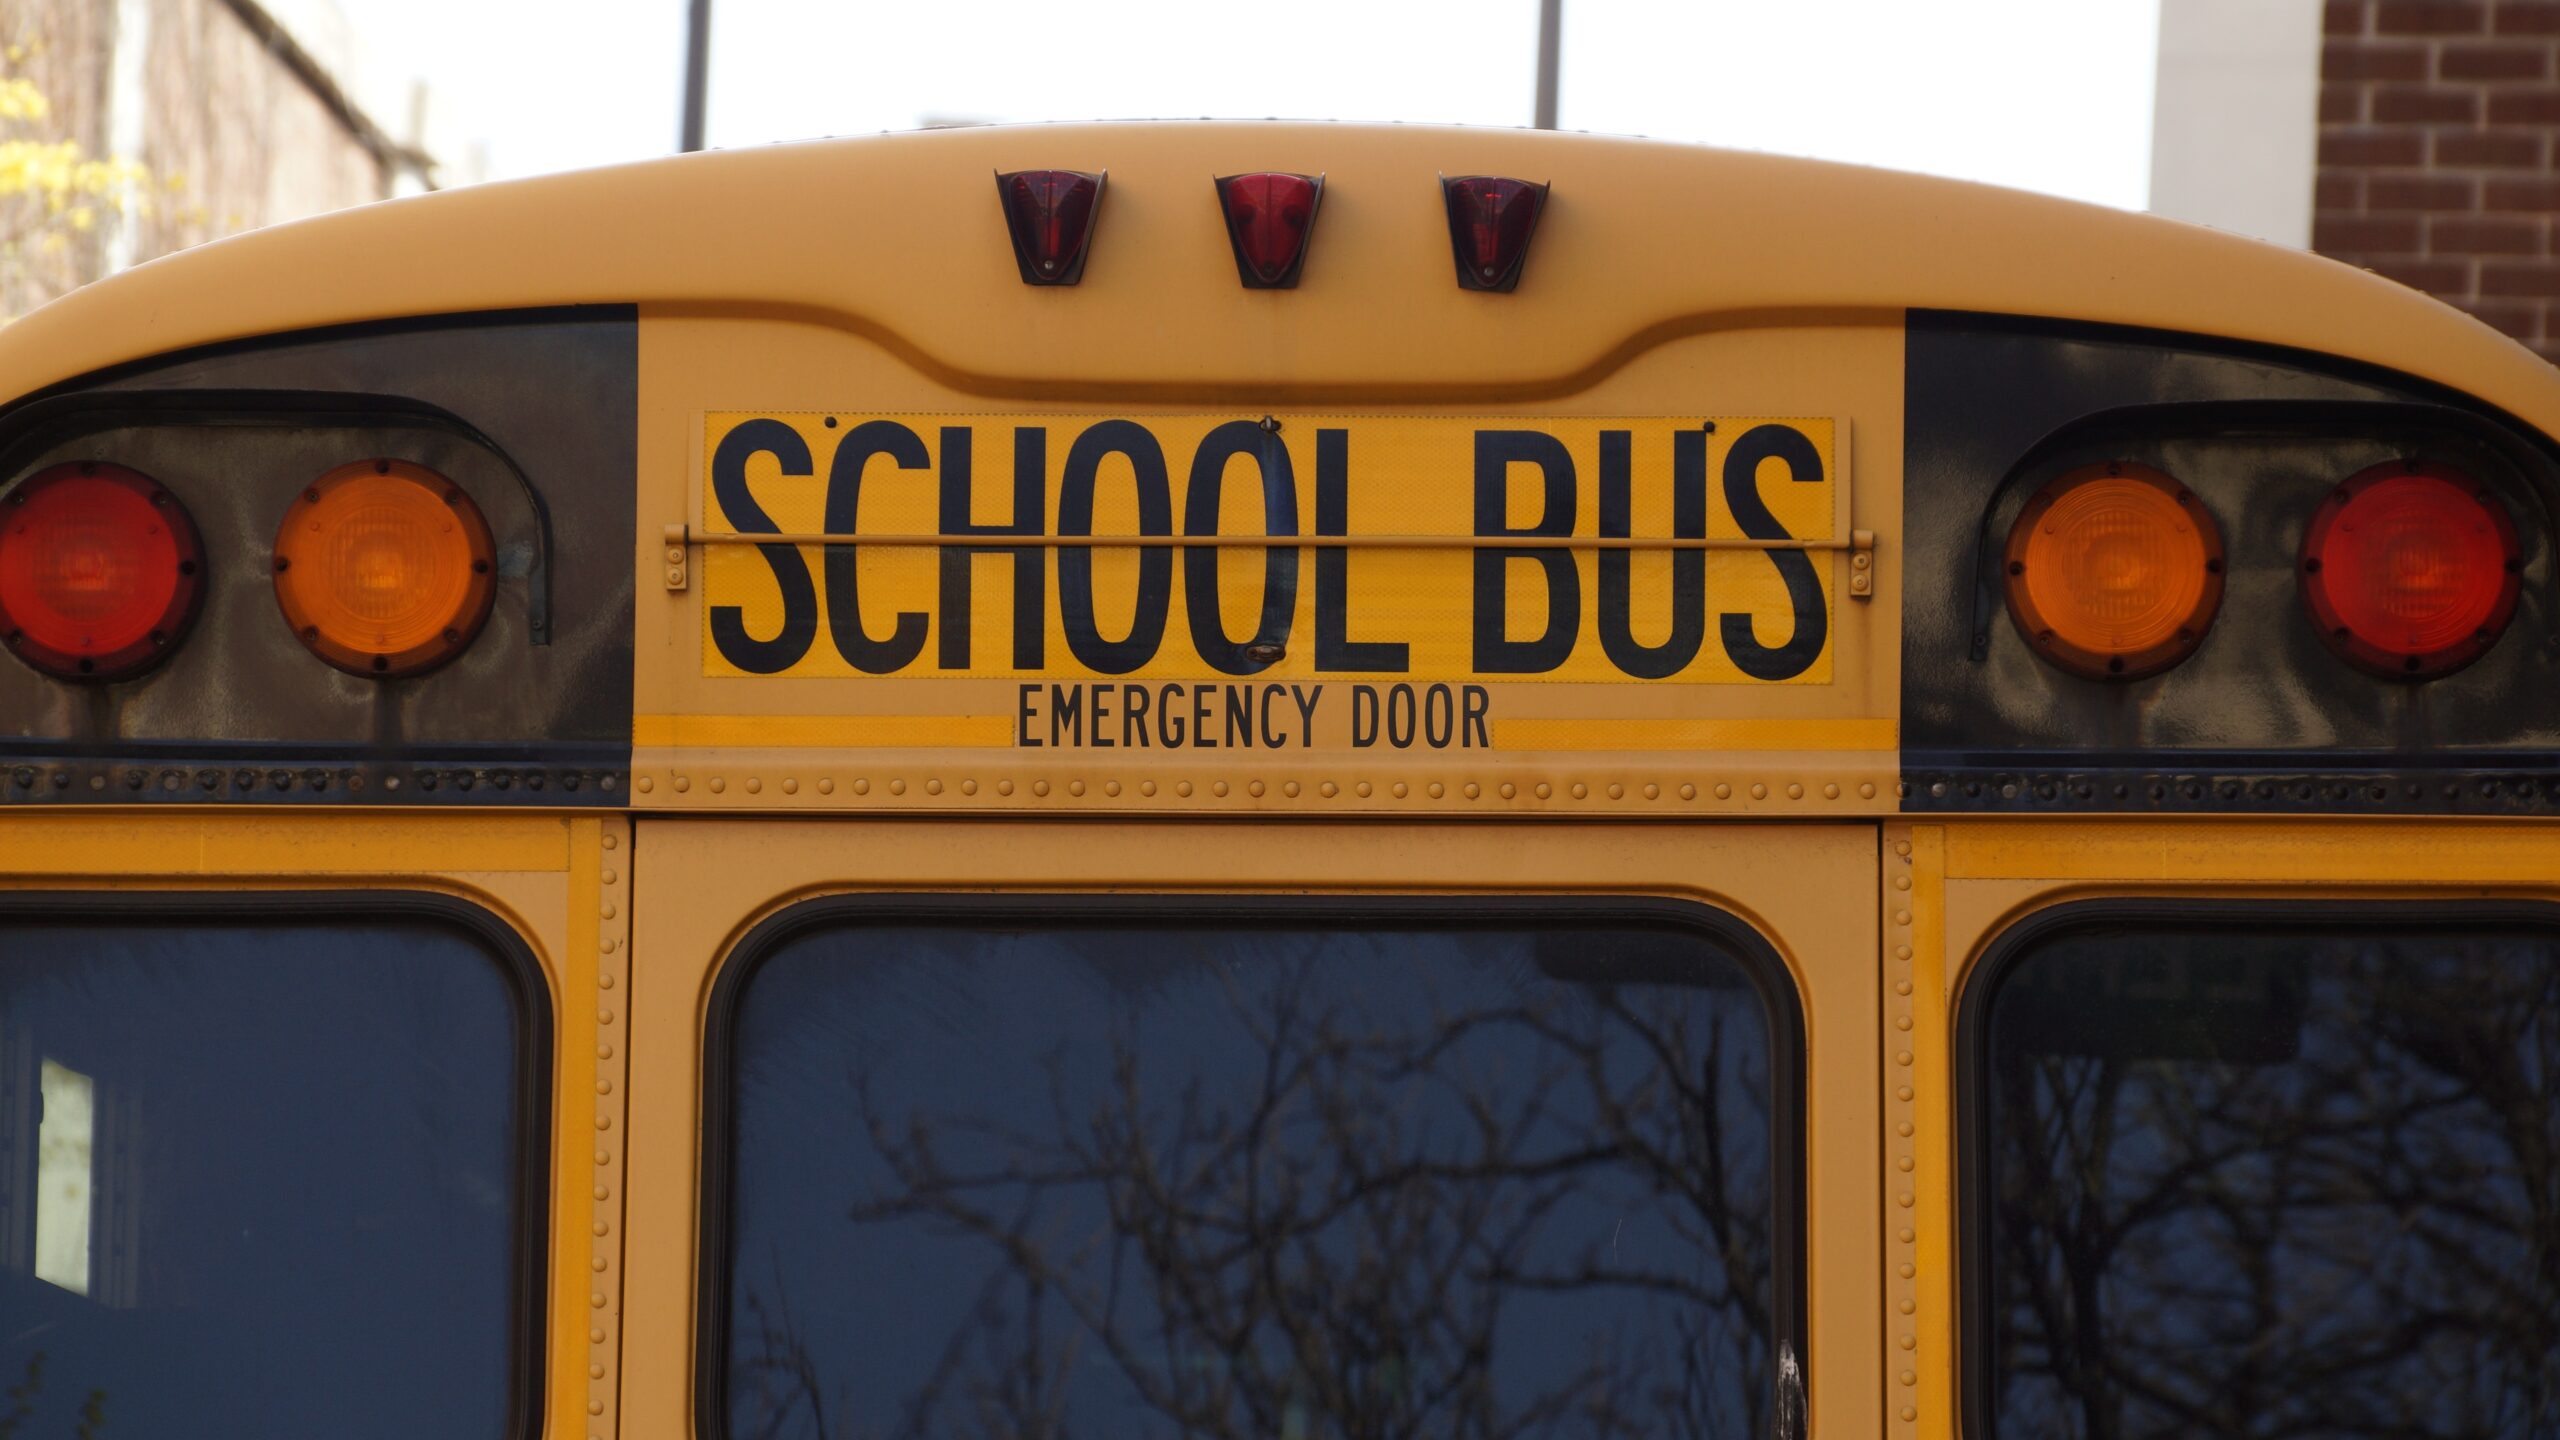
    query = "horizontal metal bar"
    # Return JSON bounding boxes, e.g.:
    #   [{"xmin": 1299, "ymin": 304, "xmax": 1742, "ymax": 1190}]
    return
[{"xmin": 678, "ymin": 527, "xmax": 1859, "ymax": 553}]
